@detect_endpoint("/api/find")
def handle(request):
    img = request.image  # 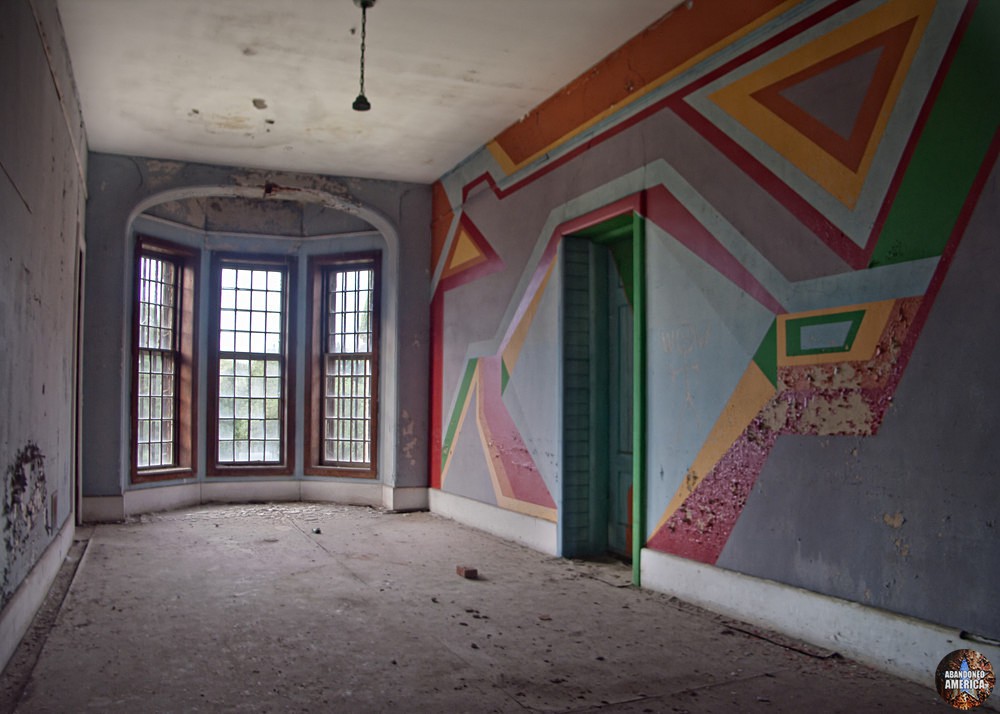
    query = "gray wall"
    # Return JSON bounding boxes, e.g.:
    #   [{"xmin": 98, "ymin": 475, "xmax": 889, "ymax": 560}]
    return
[
  {"xmin": 0, "ymin": 0, "xmax": 86, "ymax": 607},
  {"xmin": 83, "ymin": 153, "xmax": 431, "ymax": 497},
  {"xmin": 718, "ymin": 160, "xmax": 1000, "ymax": 637}
]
